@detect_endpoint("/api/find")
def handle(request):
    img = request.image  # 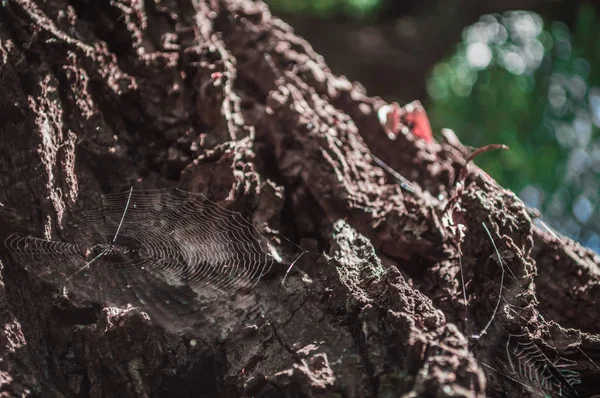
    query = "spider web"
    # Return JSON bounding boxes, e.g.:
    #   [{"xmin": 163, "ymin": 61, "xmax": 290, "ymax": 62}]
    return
[
  {"xmin": 4, "ymin": 188, "xmax": 278, "ymax": 331},
  {"xmin": 505, "ymin": 333, "xmax": 581, "ymax": 397}
]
